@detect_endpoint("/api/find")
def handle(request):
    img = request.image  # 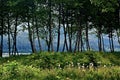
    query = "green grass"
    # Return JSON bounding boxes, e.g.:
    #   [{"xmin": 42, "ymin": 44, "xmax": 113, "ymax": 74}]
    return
[{"xmin": 0, "ymin": 51, "xmax": 120, "ymax": 80}]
